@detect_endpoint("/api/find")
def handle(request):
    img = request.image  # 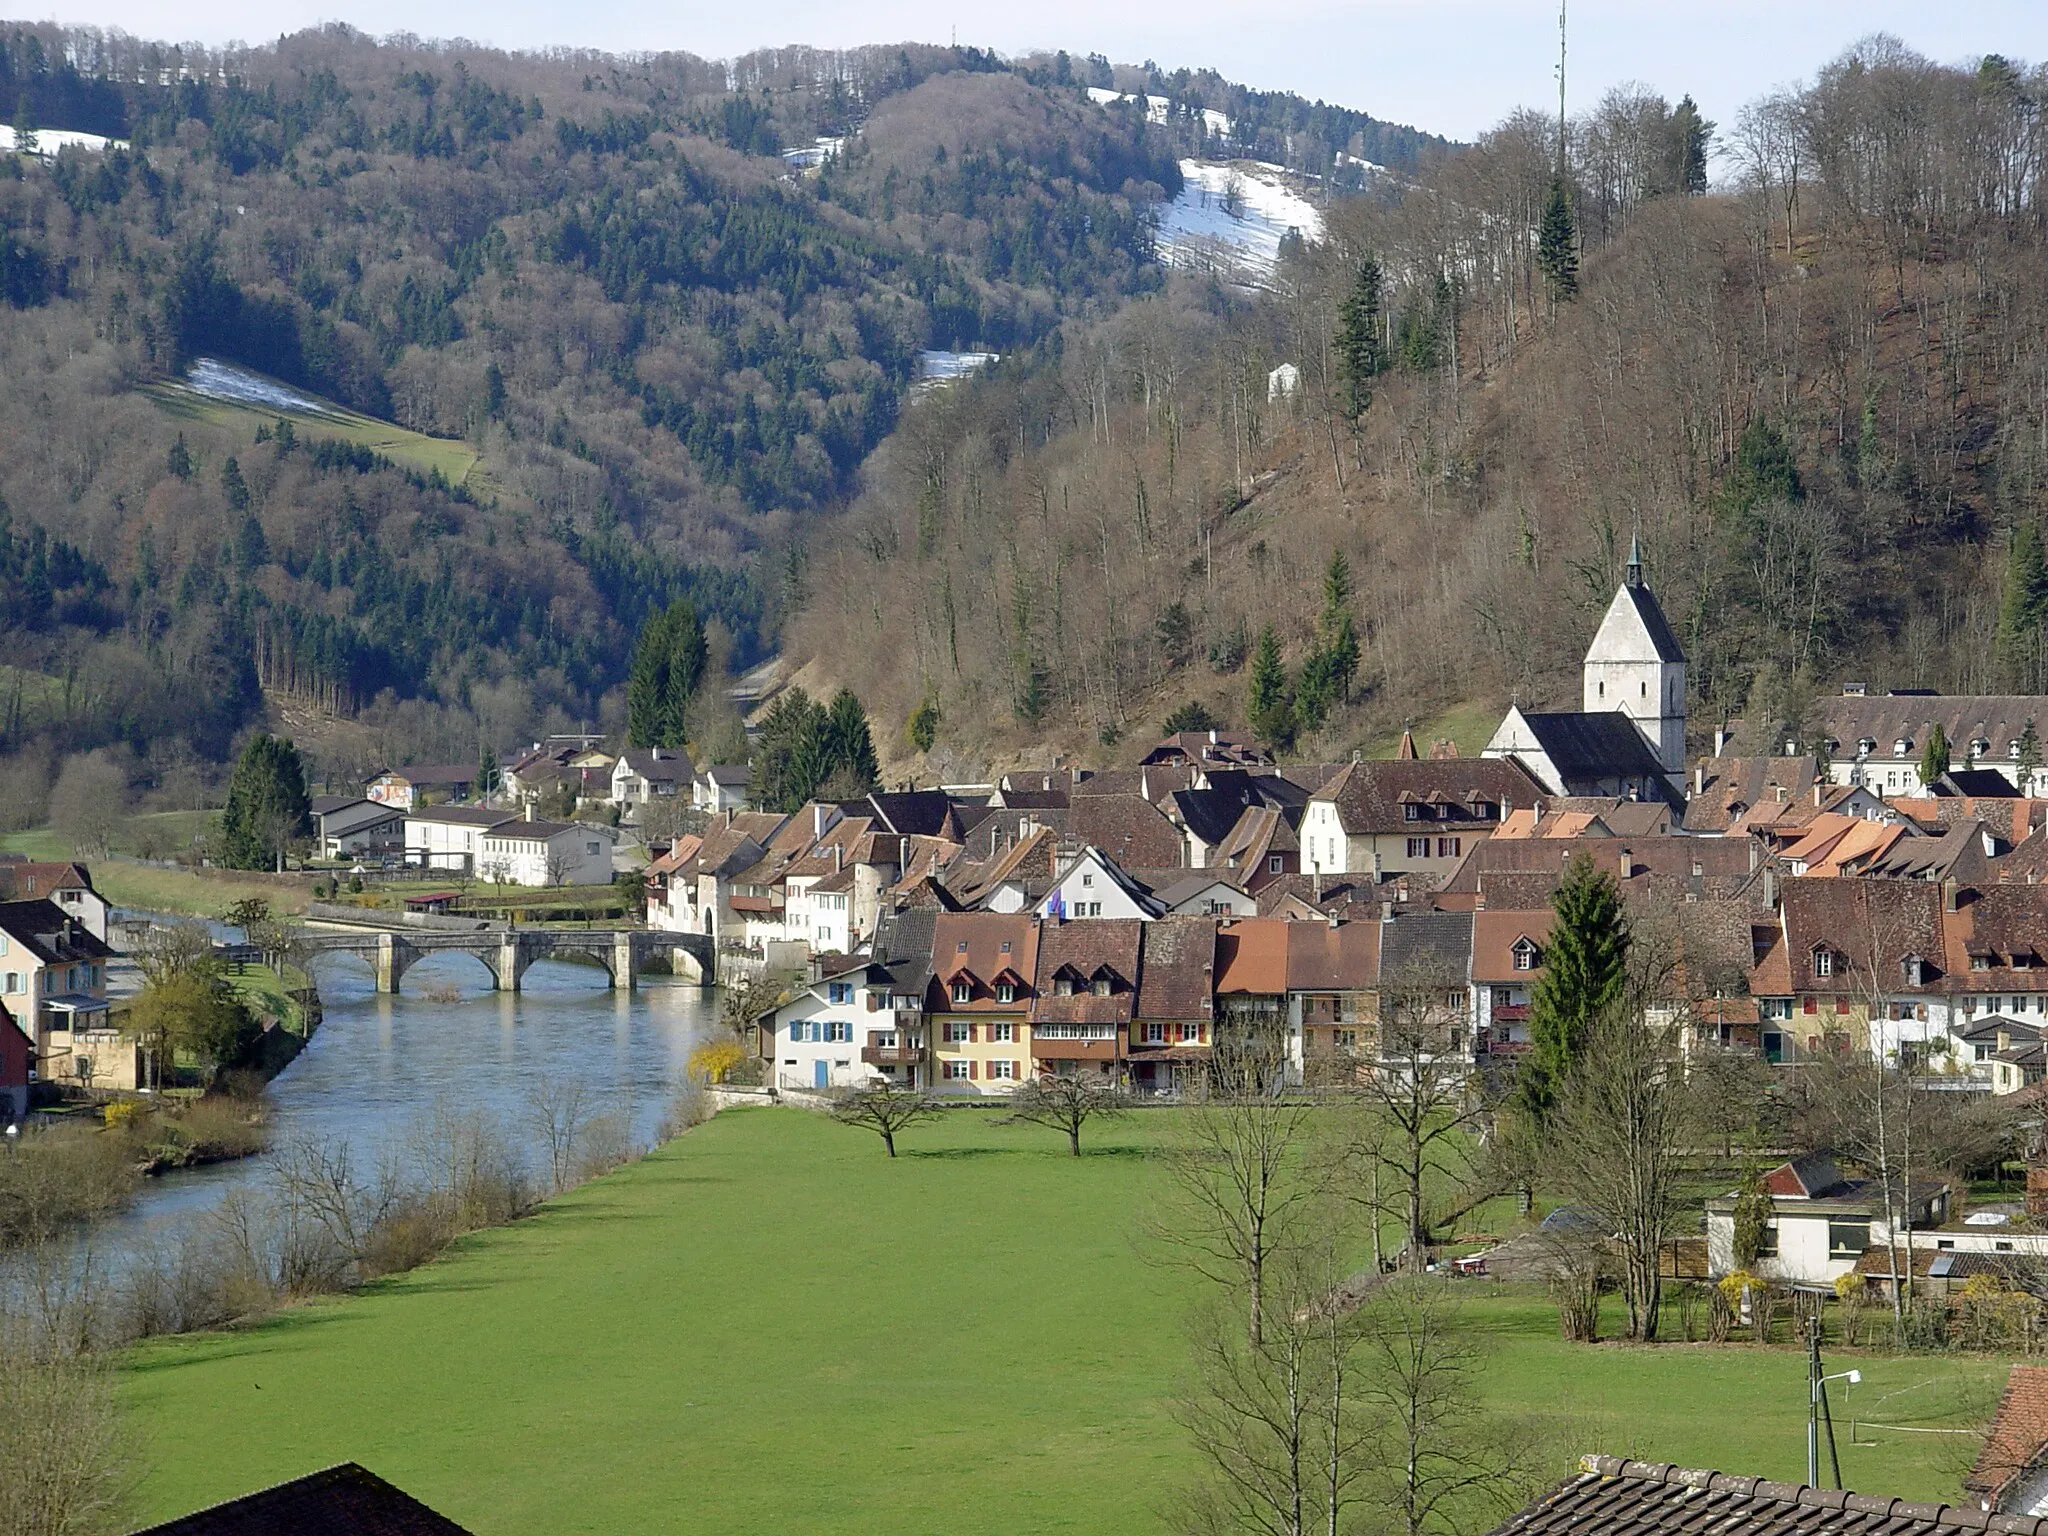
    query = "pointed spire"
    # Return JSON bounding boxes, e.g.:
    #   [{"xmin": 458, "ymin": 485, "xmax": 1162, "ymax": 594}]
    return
[
  {"xmin": 1397, "ymin": 724, "xmax": 1418, "ymax": 760},
  {"xmin": 1625, "ymin": 533, "xmax": 1644, "ymax": 589}
]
